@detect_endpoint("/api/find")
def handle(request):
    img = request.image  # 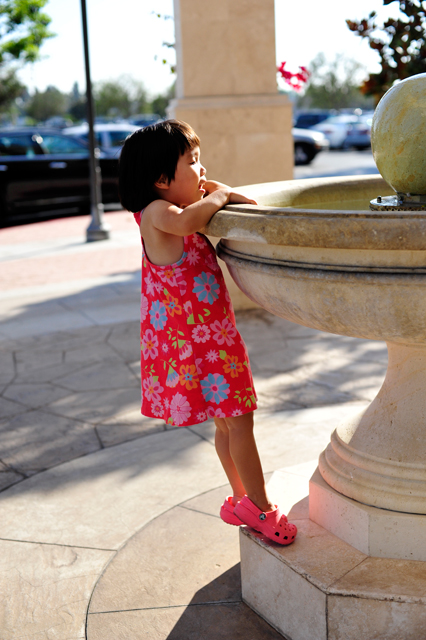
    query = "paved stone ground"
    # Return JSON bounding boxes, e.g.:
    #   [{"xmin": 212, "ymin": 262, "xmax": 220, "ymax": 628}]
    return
[{"xmin": 0, "ymin": 212, "xmax": 387, "ymax": 639}]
